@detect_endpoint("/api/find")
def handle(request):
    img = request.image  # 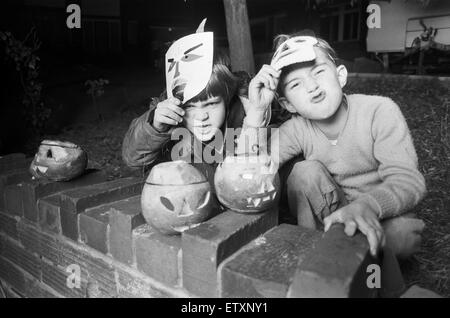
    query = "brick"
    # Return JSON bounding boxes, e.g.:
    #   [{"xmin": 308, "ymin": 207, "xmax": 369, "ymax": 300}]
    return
[
  {"xmin": 39, "ymin": 231, "xmax": 60, "ymax": 263},
  {"xmin": 0, "ymin": 211, "xmax": 19, "ymax": 239},
  {"xmin": 116, "ymin": 267, "xmax": 172, "ymax": 298},
  {"xmin": 0, "ymin": 169, "xmax": 30, "ymax": 210},
  {"xmin": 17, "ymin": 220, "xmax": 41, "ymax": 255},
  {"xmin": 287, "ymin": 224, "xmax": 378, "ymax": 298},
  {"xmin": 24, "ymin": 276, "xmax": 62, "ymax": 298},
  {"xmin": 79, "ymin": 206, "xmax": 110, "ymax": 254},
  {"xmin": 21, "ymin": 169, "xmax": 108, "ymax": 223},
  {"xmin": 108, "ymin": 196, "xmax": 145, "ymax": 265},
  {"xmin": 17, "ymin": 219, "xmax": 60, "ymax": 264},
  {"xmin": 59, "ymin": 177, "xmax": 143, "ymax": 241},
  {"xmin": 0, "ymin": 256, "xmax": 26, "ymax": 295},
  {"xmin": 2, "ymin": 282, "xmax": 24, "ymax": 298},
  {"xmin": 220, "ymin": 224, "xmax": 321, "ymax": 298},
  {"xmin": 58, "ymin": 239, "xmax": 117, "ymax": 297},
  {"xmin": 182, "ymin": 207, "xmax": 278, "ymax": 297},
  {"xmin": 134, "ymin": 224, "xmax": 181, "ymax": 286},
  {"xmin": 1, "ymin": 236, "xmax": 41, "ymax": 279},
  {"xmin": 41, "ymin": 259, "xmax": 87, "ymax": 298},
  {"xmin": 3, "ymin": 184, "xmax": 24, "ymax": 217},
  {"xmin": 37, "ymin": 195, "xmax": 62, "ymax": 234}
]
